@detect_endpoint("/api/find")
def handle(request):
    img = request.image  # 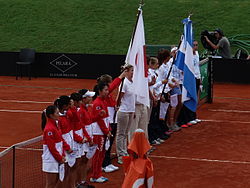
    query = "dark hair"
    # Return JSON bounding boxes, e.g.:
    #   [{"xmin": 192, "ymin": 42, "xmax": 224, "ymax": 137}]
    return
[
  {"xmin": 78, "ymin": 89, "xmax": 88, "ymax": 96},
  {"xmin": 70, "ymin": 92, "xmax": 82, "ymax": 102},
  {"xmin": 54, "ymin": 95, "xmax": 70, "ymax": 110},
  {"xmin": 93, "ymin": 82, "xmax": 109, "ymax": 100},
  {"xmin": 157, "ymin": 49, "xmax": 170, "ymax": 66},
  {"xmin": 41, "ymin": 105, "xmax": 58, "ymax": 130},
  {"xmin": 215, "ymin": 28, "xmax": 224, "ymax": 36},
  {"xmin": 97, "ymin": 74, "xmax": 112, "ymax": 85}
]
